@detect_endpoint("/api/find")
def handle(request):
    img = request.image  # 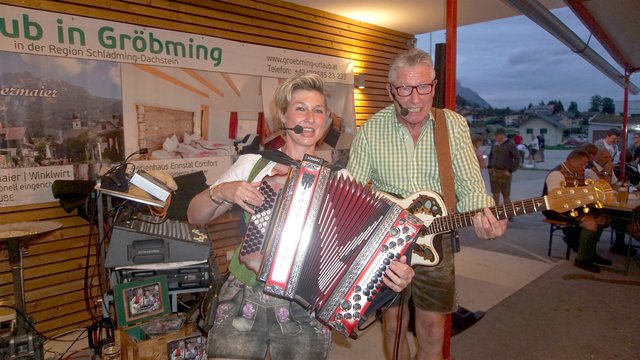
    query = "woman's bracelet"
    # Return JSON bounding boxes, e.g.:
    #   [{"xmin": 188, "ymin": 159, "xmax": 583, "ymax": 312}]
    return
[{"xmin": 208, "ymin": 185, "xmax": 232, "ymax": 206}]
